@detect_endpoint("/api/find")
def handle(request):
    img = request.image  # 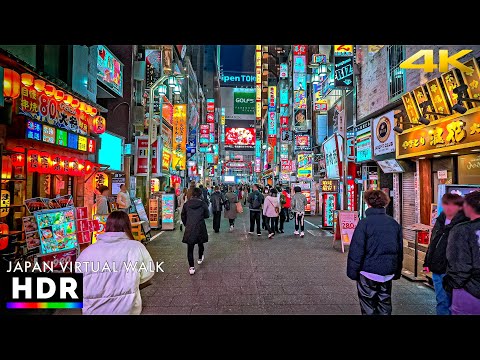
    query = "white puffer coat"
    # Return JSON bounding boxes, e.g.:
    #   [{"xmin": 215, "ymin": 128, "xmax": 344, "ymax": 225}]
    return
[{"xmin": 77, "ymin": 232, "xmax": 154, "ymax": 315}]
